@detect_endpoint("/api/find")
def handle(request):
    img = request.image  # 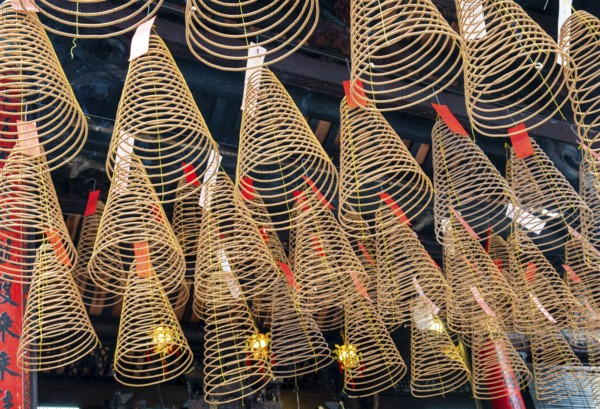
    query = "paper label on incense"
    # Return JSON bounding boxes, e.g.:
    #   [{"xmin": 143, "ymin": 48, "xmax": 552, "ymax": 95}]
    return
[
  {"xmin": 16, "ymin": 121, "xmax": 41, "ymax": 157},
  {"xmin": 509, "ymin": 123, "xmax": 534, "ymax": 159},
  {"xmin": 277, "ymin": 261, "xmax": 299, "ymax": 291},
  {"xmin": 506, "ymin": 202, "xmax": 545, "ymax": 235},
  {"xmin": 432, "ymin": 104, "xmax": 468, "ymax": 136},
  {"xmin": 563, "ymin": 264, "xmax": 582, "ymax": 283},
  {"xmin": 461, "ymin": 0, "xmax": 487, "ymax": 42},
  {"xmin": 198, "ymin": 150, "xmax": 221, "ymax": 208},
  {"xmin": 413, "ymin": 277, "xmax": 439, "ymax": 314},
  {"xmin": 380, "ymin": 193, "xmax": 412, "ymax": 225},
  {"xmin": 470, "ymin": 286, "xmax": 496, "ymax": 317},
  {"xmin": 357, "ymin": 240, "xmax": 375, "ymax": 265},
  {"xmin": 46, "ymin": 228, "xmax": 71, "ymax": 267},
  {"xmin": 529, "ymin": 293, "xmax": 557, "ymax": 323},
  {"xmin": 568, "ymin": 226, "xmax": 600, "ymax": 258},
  {"xmin": 557, "ymin": 0, "xmax": 573, "ymax": 65},
  {"xmin": 10, "ymin": 0, "xmax": 37, "ymax": 11},
  {"xmin": 129, "ymin": 17, "xmax": 156, "ymax": 61},
  {"xmin": 525, "ymin": 262, "xmax": 536, "ymax": 283},
  {"xmin": 181, "ymin": 162, "xmax": 200, "ymax": 186},
  {"xmin": 217, "ymin": 248, "xmax": 241, "ymax": 298},
  {"xmin": 343, "ymin": 80, "xmax": 367, "ymax": 108},
  {"xmin": 133, "ymin": 241, "xmax": 153, "ymax": 278},
  {"xmin": 302, "ymin": 176, "xmax": 334, "ymax": 209},
  {"xmin": 240, "ymin": 177, "xmax": 254, "ymax": 200},
  {"xmin": 451, "ymin": 207, "xmax": 479, "ymax": 239},
  {"xmin": 350, "ymin": 271, "xmax": 372, "ymax": 302},
  {"xmin": 84, "ymin": 190, "xmax": 101, "ymax": 217},
  {"xmin": 241, "ymin": 43, "xmax": 267, "ymax": 113}
]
